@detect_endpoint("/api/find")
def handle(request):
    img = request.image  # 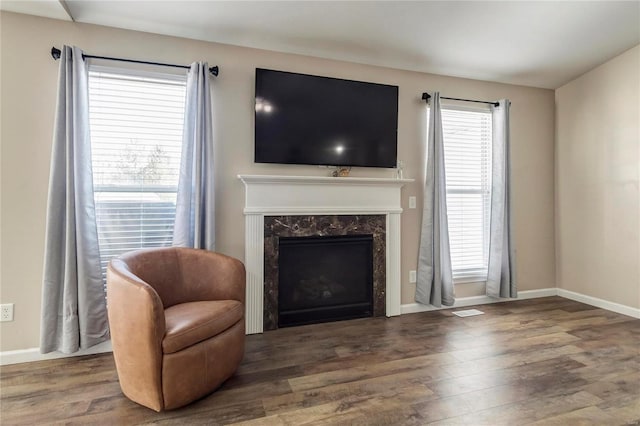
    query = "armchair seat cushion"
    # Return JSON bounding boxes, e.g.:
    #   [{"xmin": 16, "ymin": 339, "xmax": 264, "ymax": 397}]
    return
[{"xmin": 163, "ymin": 300, "xmax": 243, "ymax": 354}]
